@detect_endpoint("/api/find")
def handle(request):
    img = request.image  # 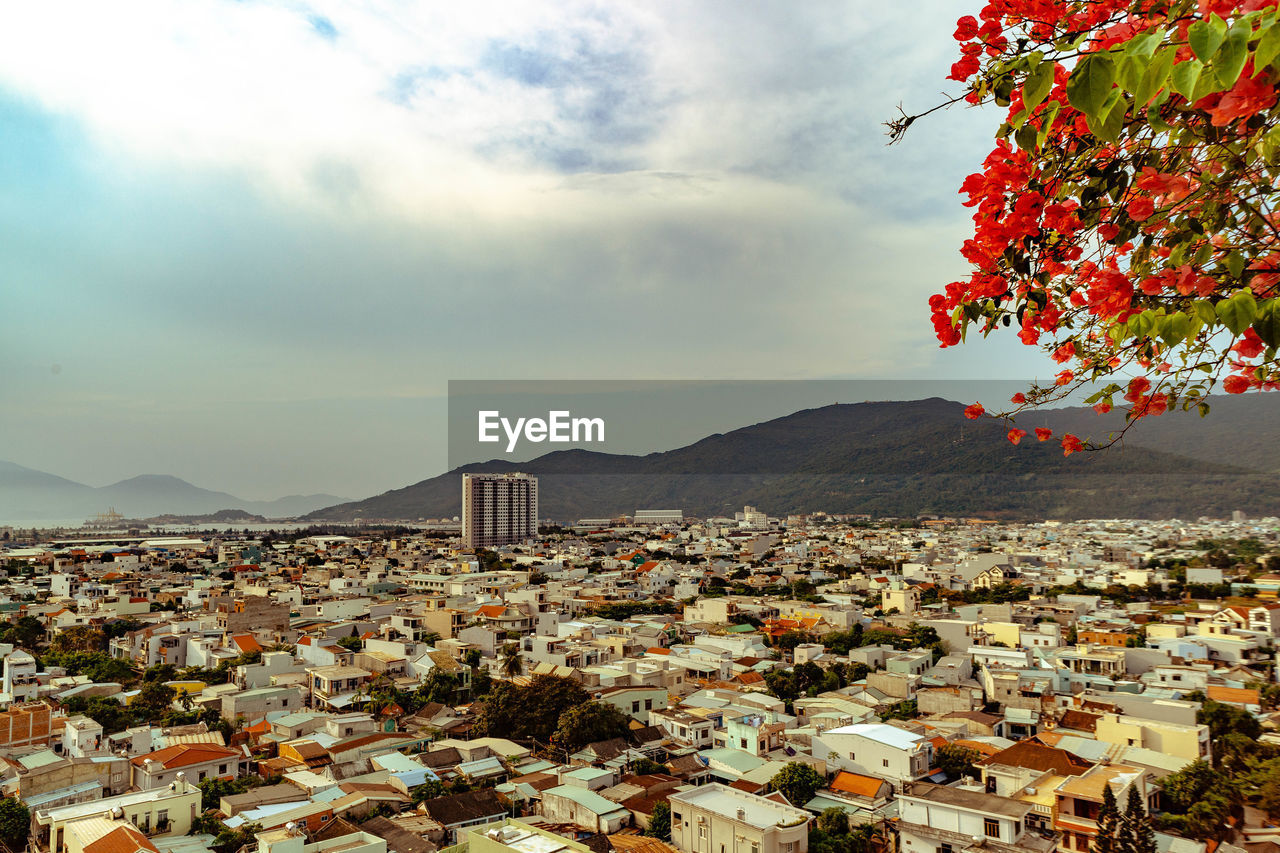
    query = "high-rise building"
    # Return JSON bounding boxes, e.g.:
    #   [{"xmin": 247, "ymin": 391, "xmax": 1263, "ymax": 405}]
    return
[{"xmin": 462, "ymin": 473, "xmax": 538, "ymax": 548}]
